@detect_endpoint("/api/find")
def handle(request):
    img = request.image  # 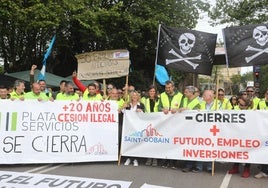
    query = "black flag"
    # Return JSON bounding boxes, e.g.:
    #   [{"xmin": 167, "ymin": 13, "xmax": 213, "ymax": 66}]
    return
[
  {"xmin": 223, "ymin": 23, "xmax": 268, "ymax": 67},
  {"xmin": 156, "ymin": 25, "xmax": 217, "ymax": 75}
]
